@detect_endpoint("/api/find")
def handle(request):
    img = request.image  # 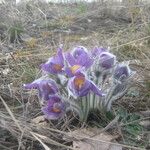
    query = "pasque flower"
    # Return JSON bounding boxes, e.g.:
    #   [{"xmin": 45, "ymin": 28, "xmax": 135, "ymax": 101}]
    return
[
  {"xmin": 113, "ymin": 64, "xmax": 132, "ymax": 81},
  {"xmin": 68, "ymin": 72, "xmax": 105, "ymax": 98},
  {"xmin": 65, "ymin": 46, "xmax": 93, "ymax": 77},
  {"xmin": 42, "ymin": 95, "xmax": 66, "ymax": 120},
  {"xmin": 24, "ymin": 45, "xmax": 135, "ymax": 122},
  {"xmin": 92, "ymin": 47, "xmax": 108, "ymax": 58},
  {"xmin": 41, "ymin": 47, "xmax": 64, "ymax": 74},
  {"xmin": 24, "ymin": 78, "xmax": 58, "ymax": 100},
  {"xmin": 98, "ymin": 52, "xmax": 116, "ymax": 70}
]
